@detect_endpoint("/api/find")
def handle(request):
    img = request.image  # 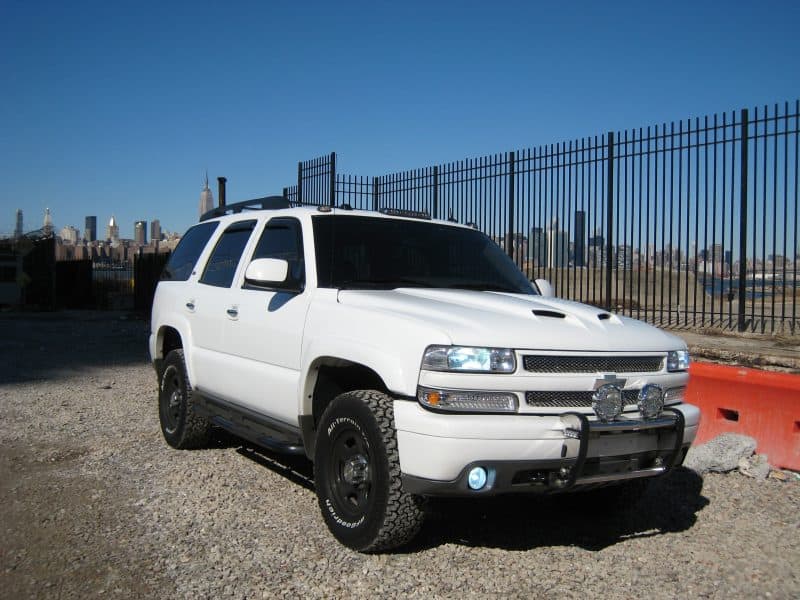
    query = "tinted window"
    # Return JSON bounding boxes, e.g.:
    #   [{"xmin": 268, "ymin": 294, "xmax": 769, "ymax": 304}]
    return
[
  {"xmin": 161, "ymin": 222, "xmax": 218, "ymax": 281},
  {"xmin": 199, "ymin": 220, "xmax": 256, "ymax": 288},
  {"xmin": 312, "ymin": 216, "xmax": 534, "ymax": 294},
  {"xmin": 249, "ymin": 218, "xmax": 305, "ymax": 288}
]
